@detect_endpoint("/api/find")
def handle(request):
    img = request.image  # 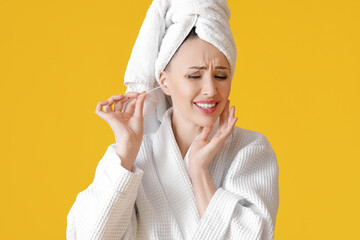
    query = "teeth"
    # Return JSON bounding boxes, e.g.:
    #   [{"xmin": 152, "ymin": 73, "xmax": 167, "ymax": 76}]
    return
[{"xmin": 195, "ymin": 103, "xmax": 216, "ymax": 109}]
